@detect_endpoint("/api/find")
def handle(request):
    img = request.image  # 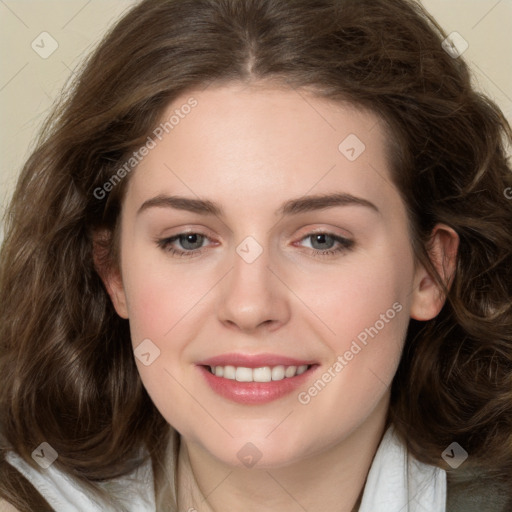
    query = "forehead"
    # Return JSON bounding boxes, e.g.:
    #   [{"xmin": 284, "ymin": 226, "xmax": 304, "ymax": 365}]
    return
[{"xmin": 124, "ymin": 82, "xmax": 398, "ymax": 218}]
